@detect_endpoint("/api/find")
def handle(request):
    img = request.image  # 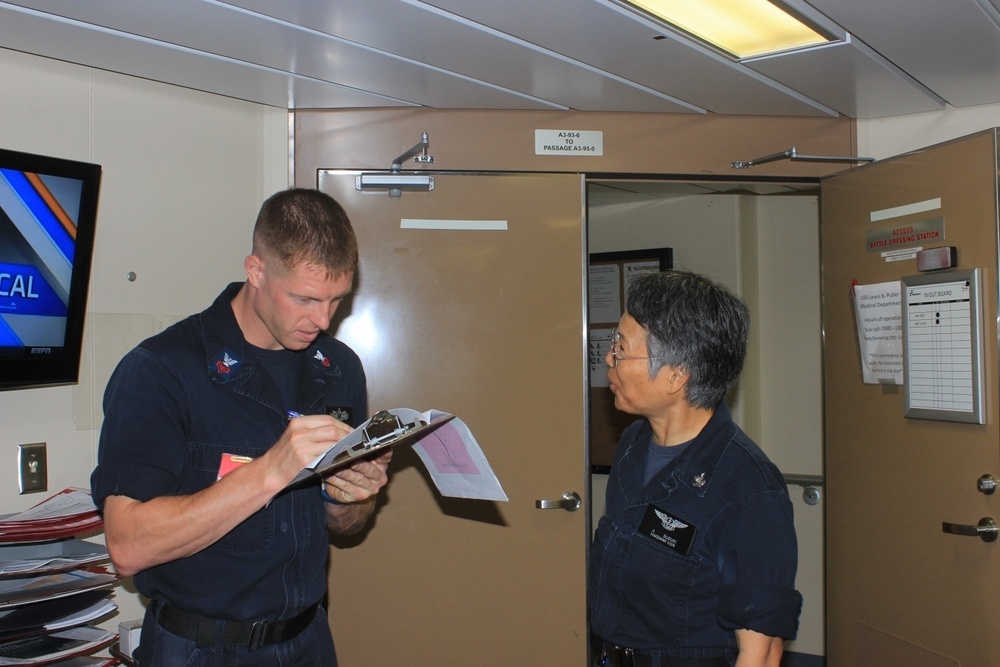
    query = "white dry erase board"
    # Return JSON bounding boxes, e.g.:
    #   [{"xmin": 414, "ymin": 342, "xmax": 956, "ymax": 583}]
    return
[{"xmin": 901, "ymin": 268, "xmax": 985, "ymax": 424}]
